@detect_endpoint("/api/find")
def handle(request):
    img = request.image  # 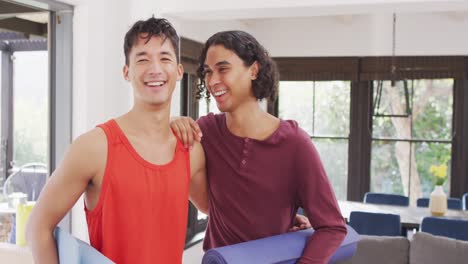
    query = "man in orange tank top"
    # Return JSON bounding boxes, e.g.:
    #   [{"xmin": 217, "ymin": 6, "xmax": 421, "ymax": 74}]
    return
[{"xmin": 26, "ymin": 17, "xmax": 208, "ymax": 264}]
